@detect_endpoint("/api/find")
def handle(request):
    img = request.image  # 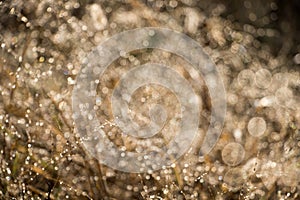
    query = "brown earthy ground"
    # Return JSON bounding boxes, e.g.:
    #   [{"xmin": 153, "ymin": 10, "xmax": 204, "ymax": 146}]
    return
[{"xmin": 0, "ymin": 0, "xmax": 299, "ymax": 199}]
